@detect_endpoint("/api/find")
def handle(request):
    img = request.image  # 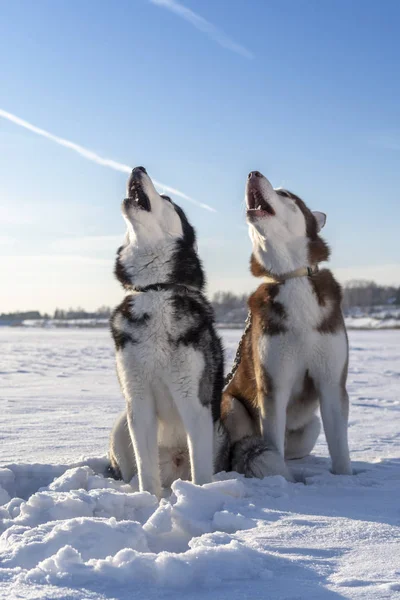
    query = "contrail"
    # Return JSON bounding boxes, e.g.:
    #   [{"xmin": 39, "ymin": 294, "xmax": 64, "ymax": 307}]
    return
[
  {"xmin": 150, "ymin": 0, "xmax": 254, "ymax": 59},
  {"xmin": 0, "ymin": 108, "xmax": 216, "ymax": 213}
]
